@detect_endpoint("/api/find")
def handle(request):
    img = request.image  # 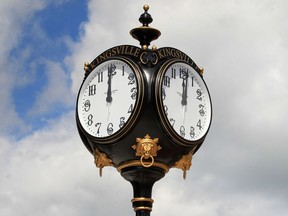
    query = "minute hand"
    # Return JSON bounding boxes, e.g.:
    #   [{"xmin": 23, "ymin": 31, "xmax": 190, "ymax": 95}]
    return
[
  {"xmin": 181, "ymin": 73, "xmax": 188, "ymax": 106},
  {"xmin": 106, "ymin": 66, "xmax": 113, "ymax": 103}
]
